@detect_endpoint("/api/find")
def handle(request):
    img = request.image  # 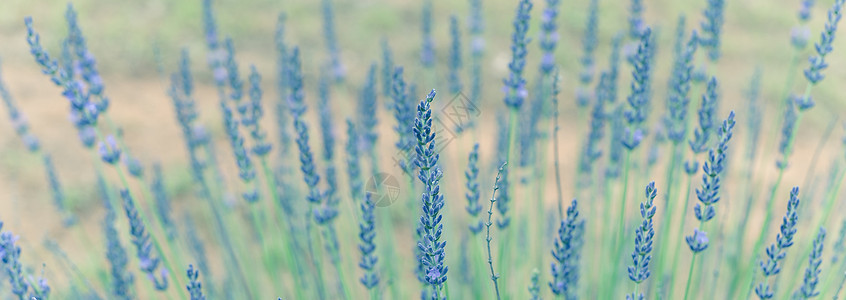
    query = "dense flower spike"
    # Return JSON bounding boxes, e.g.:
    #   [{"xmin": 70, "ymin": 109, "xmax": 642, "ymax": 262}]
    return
[
  {"xmin": 549, "ymin": 200, "xmax": 584, "ymax": 297},
  {"xmin": 622, "ymin": 28, "xmax": 654, "ymax": 150},
  {"xmin": 222, "ymin": 93, "xmax": 259, "ymax": 203},
  {"xmin": 25, "ymin": 16, "xmax": 102, "ymax": 147},
  {"xmin": 686, "ymin": 111, "xmax": 735, "ymax": 253},
  {"xmin": 43, "ymin": 154, "xmax": 74, "ymax": 226},
  {"xmin": 529, "ymin": 269, "xmax": 541, "ymax": 300},
  {"xmin": 345, "ymin": 120, "xmax": 363, "ymax": 201},
  {"xmin": 804, "ymin": 0, "xmax": 844, "ymax": 85},
  {"xmin": 321, "ymin": 0, "xmax": 345, "ymax": 81},
  {"xmin": 540, "ymin": 0, "xmax": 562, "ymax": 76},
  {"xmin": 579, "ymin": 72, "xmax": 610, "ymax": 176},
  {"xmin": 100, "ymin": 177, "xmax": 133, "ymax": 299},
  {"xmin": 66, "ymin": 4, "xmax": 108, "ymax": 108},
  {"xmin": 777, "ymin": 98, "xmax": 798, "ymax": 169},
  {"xmin": 414, "ymin": 90, "xmax": 449, "ymax": 296},
  {"xmin": 248, "ymin": 66, "xmax": 272, "ymax": 157},
  {"xmin": 797, "ymin": 227, "xmax": 826, "ymax": 298},
  {"xmin": 1, "ymin": 222, "xmax": 31, "ymax": 299},
  {"xmin": 358, "ymin": 64, "xmax": 379, "ymax": 151},
  {"xmin": 448, "ymin": 15, "xmax": 463, "ymax": 95},
  {"xmin": 628, "ymin": 182, "xmax": 658, "ymax": 287},
  {"xmin": 275, "ymin": 13, "xmax": 292, "ymax": 157},
  {"xmin": 358, "ymin": 193, "xmax": 379, "ymax": 289},
  {"xmin": 288, "ymin": 48, "xmax": 324, "ymax": 210},
  {"xmin": 121, "ymin": 189, "xmax": 169, "ymax": 291},
  {"xmin": 606, "ymin": 106, "xmax": 626, "ymax": 178},
  {"xmin": 465, "ymin": 143, "xmax": 483, "ymax": 234},
  {"xmin": 99, "ymin": 135, "xmax": 122, "ymax": 164},
  {"xmin": 318, "ymin": 72, "xmax": 335, "ymax": 162},
  {"xmin": 576, "ymin": 0, "xmax": 597, "ymax": 106},
  {"xmin": 693, "ymin": 111, "xmax": 735, "ymax": 222},
  {"xmin": 468, "ymin": 0, "xmax": 485, "ymax": 111},
  {"xmin": 151, "ymin": 165, "xmax": 176, "ymax": 240},
  {"xmin": 628, "ymin": 0, "xmax": 645, "ymax": 38},
  {"xmin": 744, "ymin": 69, "xmax": 763, "ymax": 160},
  {"xmin": 0, "ymin": 60, "xmax": 40, "ymax": 152},
  {"xmin": 699, "ymin": 0, "xmax": 726, "ymax": 61},
  {"xmin": 381, "ymin": 39, "xmax": 394, "ymax": 98},
  {"xmin": 186, "ymin": 264, "xmax": 206, "ymax": 300},
  {"xmin": 420, "ymin": 0, "xmax": 435, "ymax": 67},
  {"xmin": 755, "ymin": 187, "xmax": 801, "ymax": 299},
  {"xmin": 391, "ymin": 67, "xmax": 416, "ymax": 175},
  {"xmin": 503, "ymin": 0, "xmax": 533, "ymax": 109},
  {"xmin": 688, "ymin": 77, "xmax": 719, "ymax": 154},
  {"xmin": 665, "ymin": 28, "xmax": 699, "ymax": 143}
]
